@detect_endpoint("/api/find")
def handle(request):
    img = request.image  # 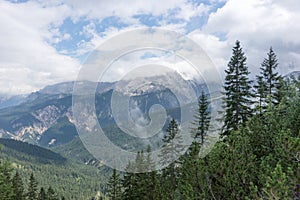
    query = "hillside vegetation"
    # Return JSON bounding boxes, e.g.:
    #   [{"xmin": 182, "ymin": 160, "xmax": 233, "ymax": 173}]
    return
[{"xmin": 0, "ymin": 139, "xmax": 107, "ymax": 199}]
